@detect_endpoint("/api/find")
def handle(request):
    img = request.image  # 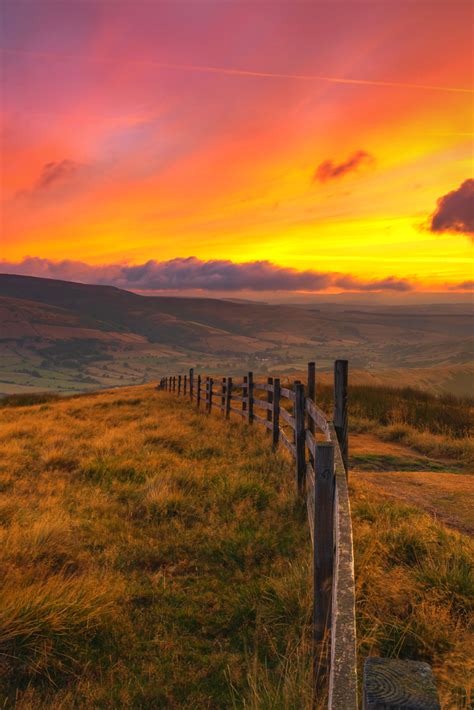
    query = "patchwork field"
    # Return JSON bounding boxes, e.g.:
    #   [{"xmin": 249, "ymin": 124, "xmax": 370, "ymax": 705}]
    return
[{"xmin": 0, "ymin": 385, "xmax": 472, "ymax": 708}]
